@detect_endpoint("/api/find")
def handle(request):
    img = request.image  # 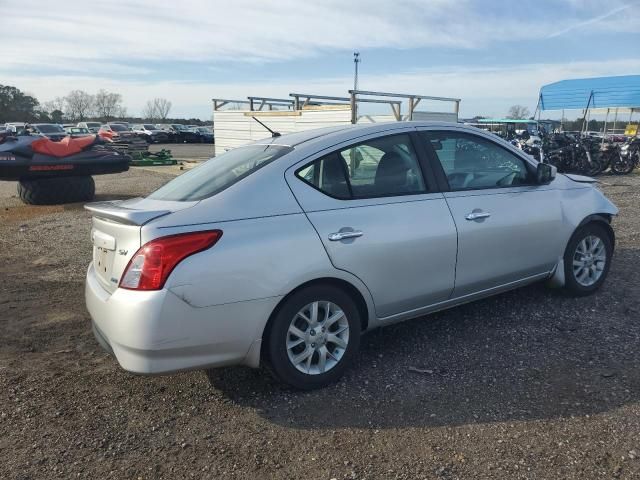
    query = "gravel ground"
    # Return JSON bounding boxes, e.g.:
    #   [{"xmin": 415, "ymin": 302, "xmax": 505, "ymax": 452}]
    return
[
  {"xmin": 150, "ymin": 143, "xmax": 215, "ymax": 161},
  {"xmin": 0, "ymin": 170, "xmax": 639, "ymax": 480}
]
